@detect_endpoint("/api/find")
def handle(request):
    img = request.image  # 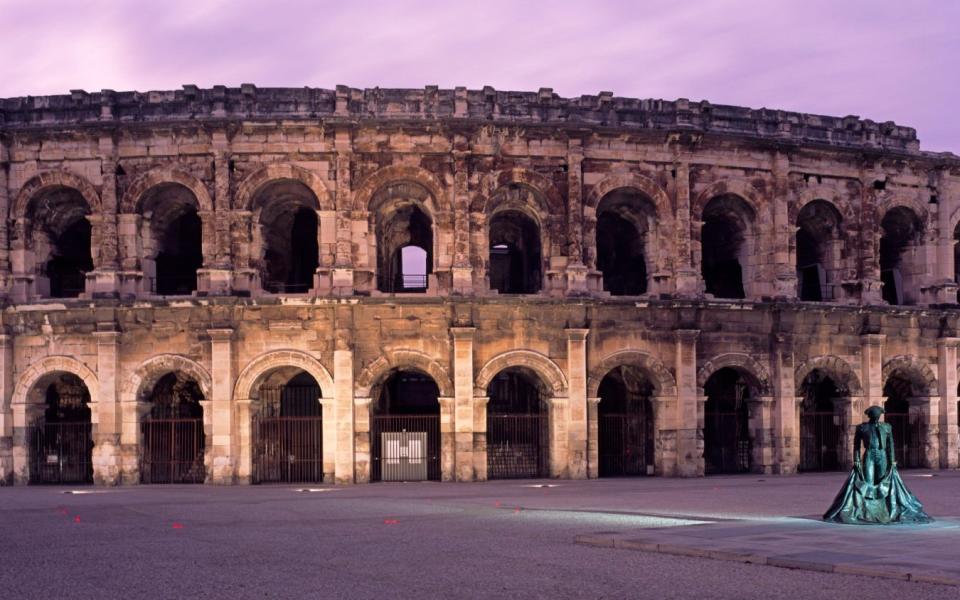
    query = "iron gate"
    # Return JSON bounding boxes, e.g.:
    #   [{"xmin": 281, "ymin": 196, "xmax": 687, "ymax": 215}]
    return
[
  {"xmin": 885, "ymin": 411, "xmax": 922, "ymax": 468},
  {"xmin": 29, "ymin": 422, "xmax": 93, "ymax": 484},
  {"xmin": 140, "ymin": 418, "xmax": 205, "ymax": 484},
  {"xmin": 598, "ymin": 414, "xmax": 651, "ymax": 477},
  {"xmin": 799, "ymin": 411, "xmax": 843, "ymax": 472},
  {"xmin": 253, "ymin": 416, "xmax": 323, "ymax": 483},
  {"xmin": 704, "ymin": 411, "xmax": 752, "ymax": 474},
  {"xmin": 371, "ymin": 415, "xmax": 440, "ymax": 481},
  {"xmin": 487, "ymin": 414, "xmax": 548, "ymax": 479}
]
